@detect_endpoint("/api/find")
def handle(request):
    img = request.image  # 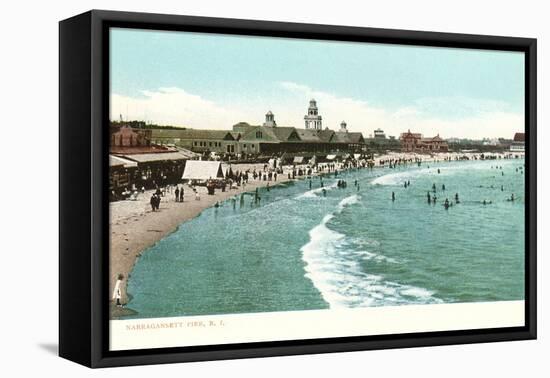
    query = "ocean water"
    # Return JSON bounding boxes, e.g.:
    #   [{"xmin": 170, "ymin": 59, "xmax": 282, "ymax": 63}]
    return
[{"xmin": 124, "ymin": 158, "xmax": 525, "ymax": 319}]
